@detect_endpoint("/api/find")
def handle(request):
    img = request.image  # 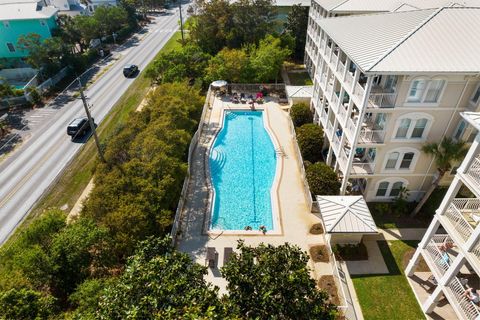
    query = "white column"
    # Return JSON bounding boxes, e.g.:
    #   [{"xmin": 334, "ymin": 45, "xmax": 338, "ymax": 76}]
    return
[
  {"xmin": 342, "ymin": 57, "xmax": 351, "ymax": 82},
  {"xmin": 436, "ymin": 176, "xmax": 462, "ymax": 216},
  {"xmin": 340, "ymin": 76, "xmax": 373, "ymax": 194},
  {"xmin": 406, "ymin": 216, "xmax": 440, "ymax": 276},
  {"xmin": 423, "ymin": 254, "xmax": 466, "ymax": 313}
]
